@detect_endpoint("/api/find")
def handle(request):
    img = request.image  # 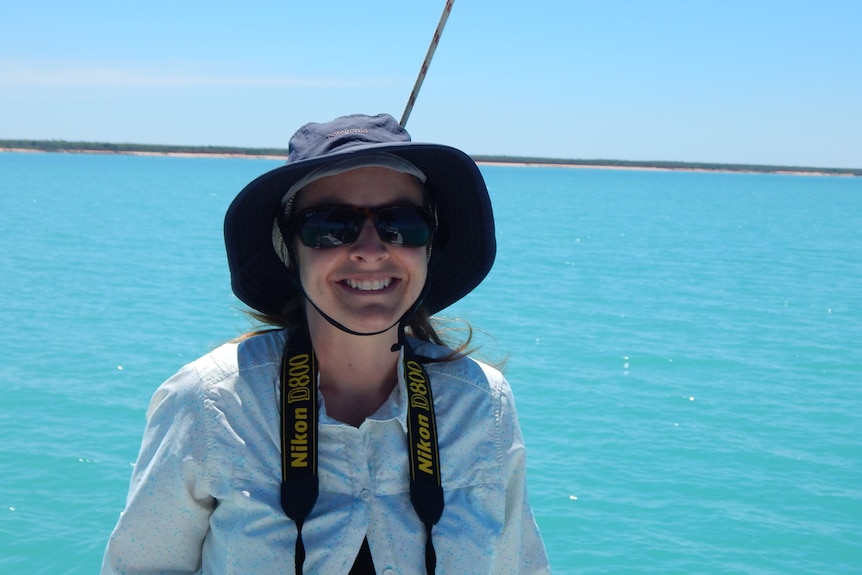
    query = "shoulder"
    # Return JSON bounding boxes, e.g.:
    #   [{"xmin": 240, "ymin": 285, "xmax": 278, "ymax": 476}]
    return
[
  {"xmin": 411, "ymin": 339, "xmax": 517, "ymax": 437},
  {"xmin": 410, "ymin": 341, "xmax": 524, "ymax": 487},
  {"xmin": 148, "ymin": 330, "xmax": 286, "ymax": 418},
  {"xmin": 412, "ymin": 339, "xmax": 509, "ymax": 400},
  {"xmin": 206, "ymin": 329, "xmax": 286, "ymax": 380}
]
